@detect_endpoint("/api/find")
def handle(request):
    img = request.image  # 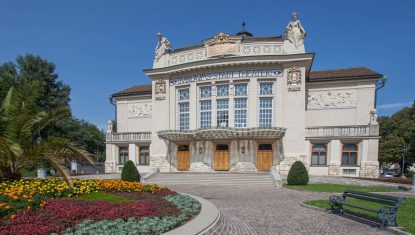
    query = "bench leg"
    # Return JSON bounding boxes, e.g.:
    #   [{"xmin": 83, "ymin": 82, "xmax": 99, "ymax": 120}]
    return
[{"xmin": 330, "ymin": 203, "xmax": 343, "ymax": 214}]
